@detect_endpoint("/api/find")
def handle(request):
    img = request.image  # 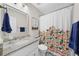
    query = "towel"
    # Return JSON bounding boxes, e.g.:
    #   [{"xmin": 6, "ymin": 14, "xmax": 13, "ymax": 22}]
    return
[
  {"xmin": 69, "ymin": 21, "xmax": 79, "ymax": 55},
  {"xmin": 76, "ymin": 21, "xmax": 79, "ymax": 55},
  {"xmin": 1, "ymin": 12, "xmax": 12, "ymax": 33}
]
